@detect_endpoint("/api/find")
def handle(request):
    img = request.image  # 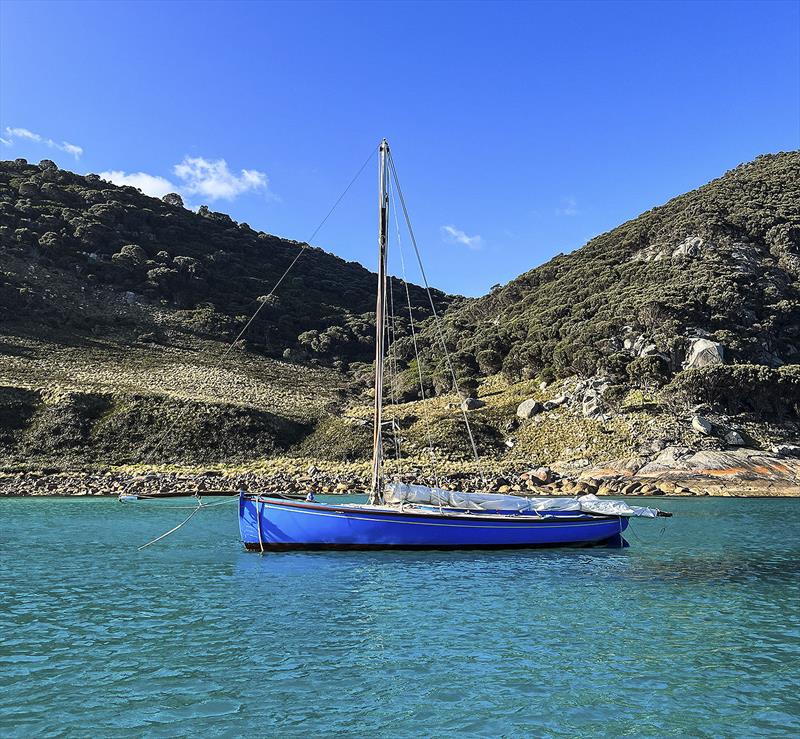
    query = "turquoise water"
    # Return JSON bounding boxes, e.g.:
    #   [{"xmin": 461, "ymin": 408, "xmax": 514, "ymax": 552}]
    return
[{"xmin": 1, "ymin": 496, "xmax": 799, "ymax": 737}]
